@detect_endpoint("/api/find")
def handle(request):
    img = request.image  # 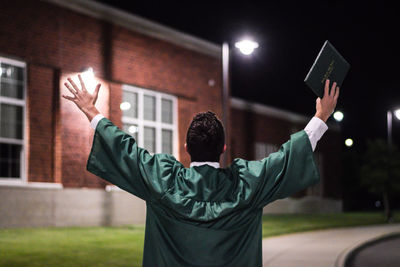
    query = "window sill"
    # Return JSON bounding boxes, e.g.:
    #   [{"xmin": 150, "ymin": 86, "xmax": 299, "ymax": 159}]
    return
[{"xmin": 0, "ymin": 179, "xmax": 63, "ymax": 189}]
